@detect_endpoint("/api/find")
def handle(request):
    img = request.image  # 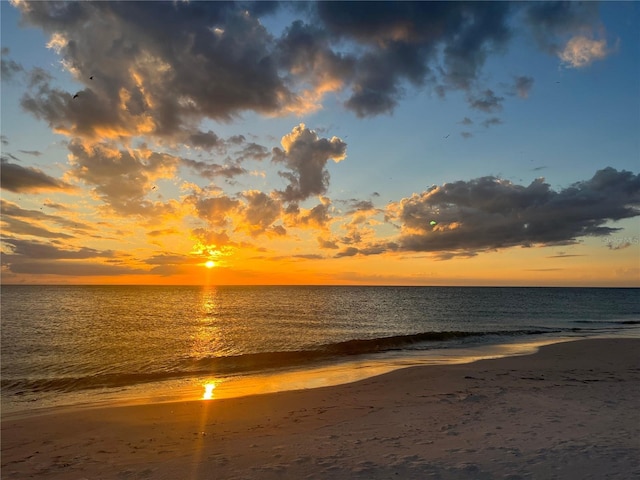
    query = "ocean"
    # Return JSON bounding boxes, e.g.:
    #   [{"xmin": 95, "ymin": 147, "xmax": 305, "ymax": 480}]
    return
[{"xmin": 2, "ymin": 285, "xmax": 638, "ymax": 414}]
